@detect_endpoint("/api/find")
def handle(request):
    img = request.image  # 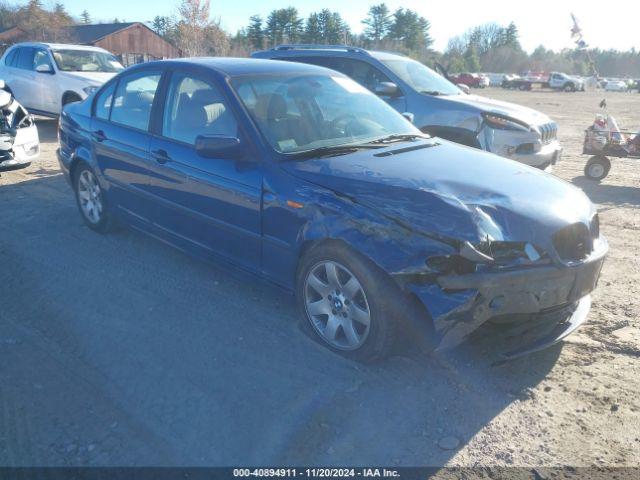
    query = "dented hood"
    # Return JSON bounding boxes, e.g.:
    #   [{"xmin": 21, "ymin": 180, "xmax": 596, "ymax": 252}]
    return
[
  {"xmin": 284, "ymin": 140, "xmax": 594, "ymax": 248},
  {"xmin": 445, "ymin": 93, "xmax": 552, "ymax": 127}
]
